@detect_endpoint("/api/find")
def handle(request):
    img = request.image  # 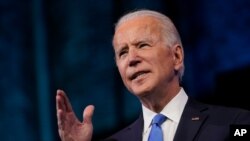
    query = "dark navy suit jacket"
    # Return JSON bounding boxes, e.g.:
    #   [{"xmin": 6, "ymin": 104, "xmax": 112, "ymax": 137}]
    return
[{"xmin": 104, "ymin": 99, "xmax": 250, "ymax": 141}]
